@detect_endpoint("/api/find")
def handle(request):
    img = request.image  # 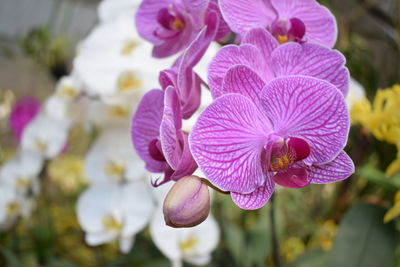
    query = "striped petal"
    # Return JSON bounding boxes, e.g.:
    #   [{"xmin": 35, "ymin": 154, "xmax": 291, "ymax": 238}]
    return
[
  {"xmin": 309, "ymin": 151, "xmax": 354, "ymax": 184},
  {"xmin": 208, "ymin": 44, "xmax": 265, "ymax": 98},
  {"xmin": 190, "ymin": 94, "xmax": 270, "ymax": 193},
  {"xmin": 272, "ymin": 42, "xmax": 349, "ymax": 95},
  {"xmin": 261, "ymin": 76, "xmax": 349, "ymax": 165},
  {"xmin": 219, "ymin": 0, "xmax": 276, "ymax": 37},
  {"xmin": 222, "ymin": 65, "xmax": 266, "ymax": 105},
  {"xmin": 270, "ymin": 0, "xmax": 337, "ymax": 47},
  {"xmin": 131, "ymin": 89, "xmax": 167, "ymax": 172},
  {"xmin": 231, "ymin": 175, "xmax": 275, "ymax": 210}
]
